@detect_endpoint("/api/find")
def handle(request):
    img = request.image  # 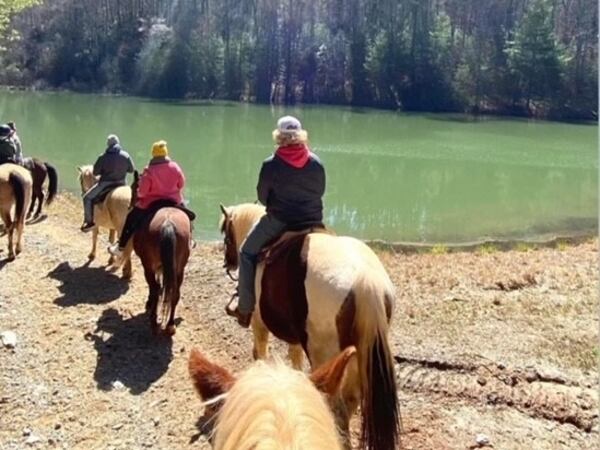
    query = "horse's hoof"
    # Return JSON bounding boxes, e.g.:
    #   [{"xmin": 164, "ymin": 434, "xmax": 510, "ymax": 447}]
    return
[
  {"xmin": 121, "ymin": 271, "xmax": 132, "ymax": 281},
  {"xmin": 166, "ymin": 325, "xmax": 176, "ymax": 336},
  {"xmin": 88, "ymin": 253, "xmax": 95, "ymax": 261},
  {"xmin": 15, "ymin": 247, "xmax": 21, "ymax": 255},
  {"xmin": 7, "ymin": 253, "xmax": 15, "ymax": 261}
]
